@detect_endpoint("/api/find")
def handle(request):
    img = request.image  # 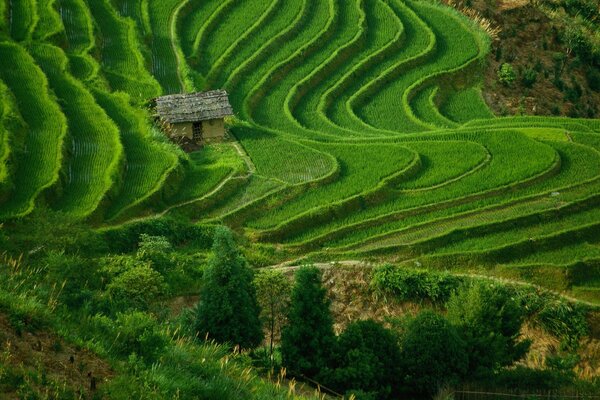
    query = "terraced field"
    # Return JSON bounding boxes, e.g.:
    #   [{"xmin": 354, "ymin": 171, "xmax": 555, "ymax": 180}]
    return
[{"xmin": 0, "ymin": 0, "xmax": 599, "ymax": 302}]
